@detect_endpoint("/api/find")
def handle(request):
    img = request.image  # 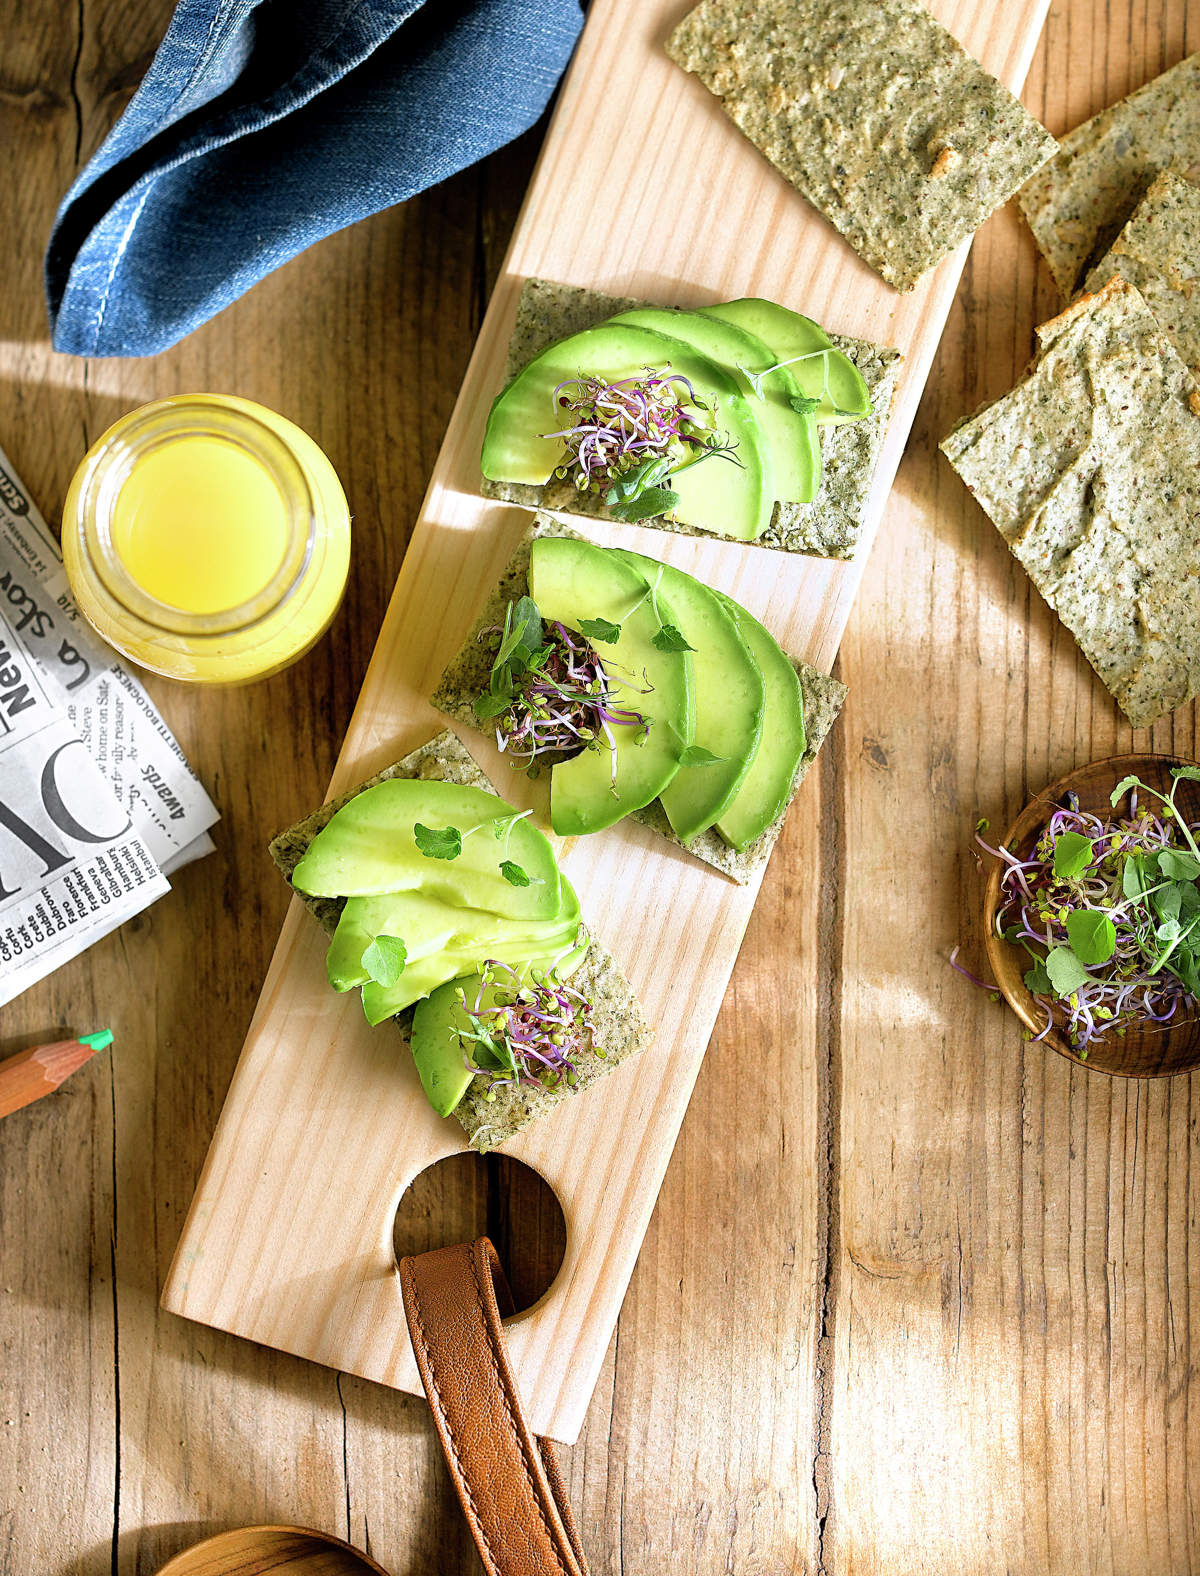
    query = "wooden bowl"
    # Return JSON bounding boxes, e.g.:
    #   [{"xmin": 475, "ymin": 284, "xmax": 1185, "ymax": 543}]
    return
[
  {"xmin": 982, "ymin": 753, "xmax": 1200, "ymax": 1079},
  {"xmin": 153, "ymin": 1525, "xmax": 392, "ymax": 1575}
]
